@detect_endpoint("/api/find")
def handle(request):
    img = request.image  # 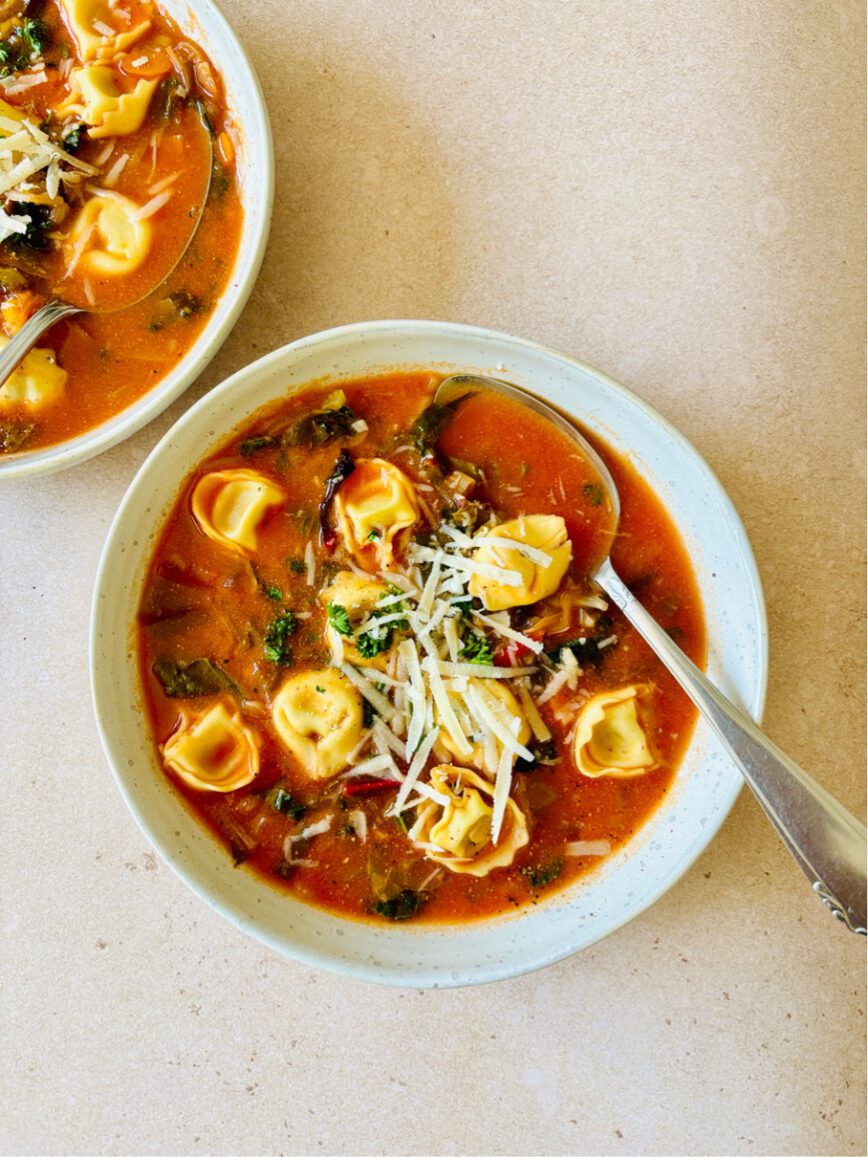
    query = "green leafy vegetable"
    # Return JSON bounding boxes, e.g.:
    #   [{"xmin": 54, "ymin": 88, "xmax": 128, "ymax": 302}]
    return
[
  {"xmin": 239, "ymin": 434, "xmax": 281, "ymax": 456},
  {"xmin": 264, "ymin": 611, "xmax": 297, "ymax": 664},
  {"xmin": 411, "ymin": 398, "xmax": 463, "ymax": 454},
  {"xmin": 289, "ymin": 405, "xmax": 358, "ymax": 448},
  {"xmin": 61, "ymin": 123, "xmax": 85, "ymax": 154},
  {"xmin": 520, "ymin": 859, "xmax": 564, "ymax": 890},
  {"xmin": 167, "ymin": 291, "xmax": 203, "ymax": 318},
  {"xmin": 515, "ymin": 739, "xmax": 556, "ymax": 773},
  {"xmin": 354, "ymin": 630, "xmax": 389, "ymax": 659},
  {"xmin": 288, "ymin": 557, "xmax": 306, "ymax": 575},
  {"xmin": 3, "ymin": 202, "xmax": 52, "ymax": 252},
  {"xmin": 271, "ymin": 787, "xmax": 306, "ymax": 821},
  {"xmin": 373, "ymin": 889, "xmax": 428, "ymax": 921},
  {"xmin": 0, "ymin": 18, "xmax": 50, "ymax": 77},
  {"xmin": 459, "ymin": 630, "xmax": 494, "ymax": 666},
  {"xmin": 327, "ymin": 602, "xmax": 353, "ymax": 637},
  {"xmin": 19, "ymin": 19, "xmax": 49, "ymax": 58},
  {"xmin": 0, "ymin": 419, "xmax": 35, "ymax": 454},
  {"xmin": 582, "ymin": 482, "xmax": 604, "ymax": 507},
  {"xmin": 152, "ymin": 656, "xmax": 240, "ymax": 698}
]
